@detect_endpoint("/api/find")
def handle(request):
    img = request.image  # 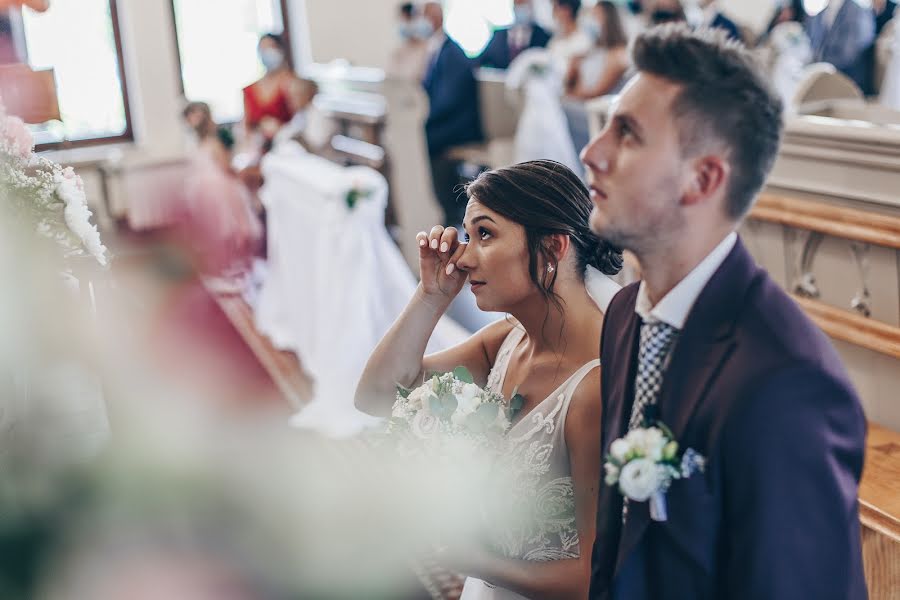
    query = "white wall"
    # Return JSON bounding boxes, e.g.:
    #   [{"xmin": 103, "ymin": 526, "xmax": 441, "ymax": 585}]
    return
[
  {"xmin": 719, "ymin": 0, "xmax": 778, "ymax": 34},
  {"xmin": 293, "ymin": 0, "xmax": 396, "ymax": 68}
]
